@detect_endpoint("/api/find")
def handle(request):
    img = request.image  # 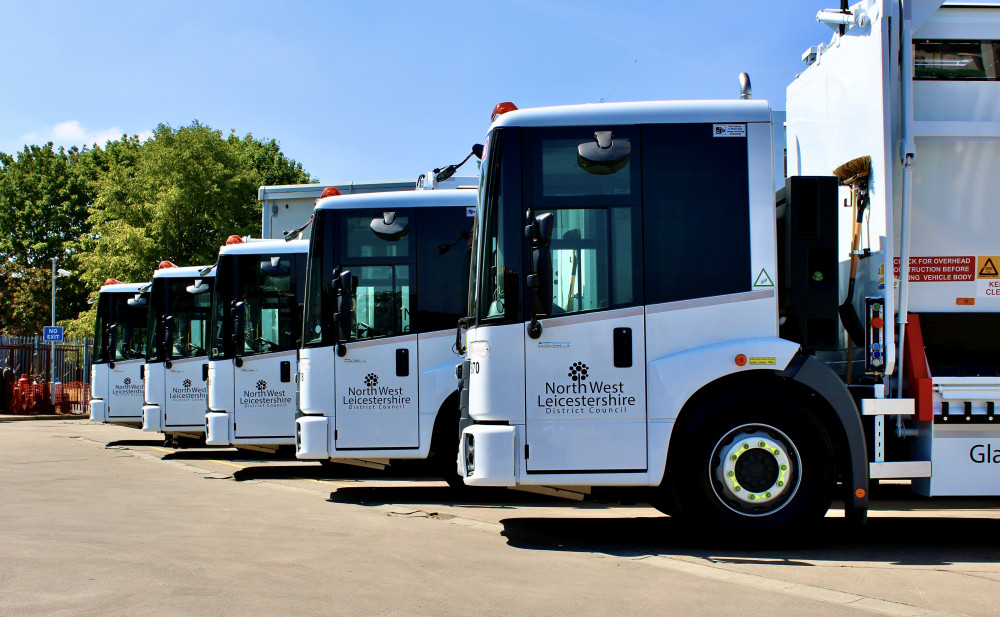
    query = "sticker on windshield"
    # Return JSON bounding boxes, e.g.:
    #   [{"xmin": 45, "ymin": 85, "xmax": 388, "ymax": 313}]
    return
[
  {"xmin": 713, "ymin": 124, "xmax": 746, "ymax": 138},
  {"xmin": 466, "ymin": 206, "xmax": 476, "ymax": 218}
]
